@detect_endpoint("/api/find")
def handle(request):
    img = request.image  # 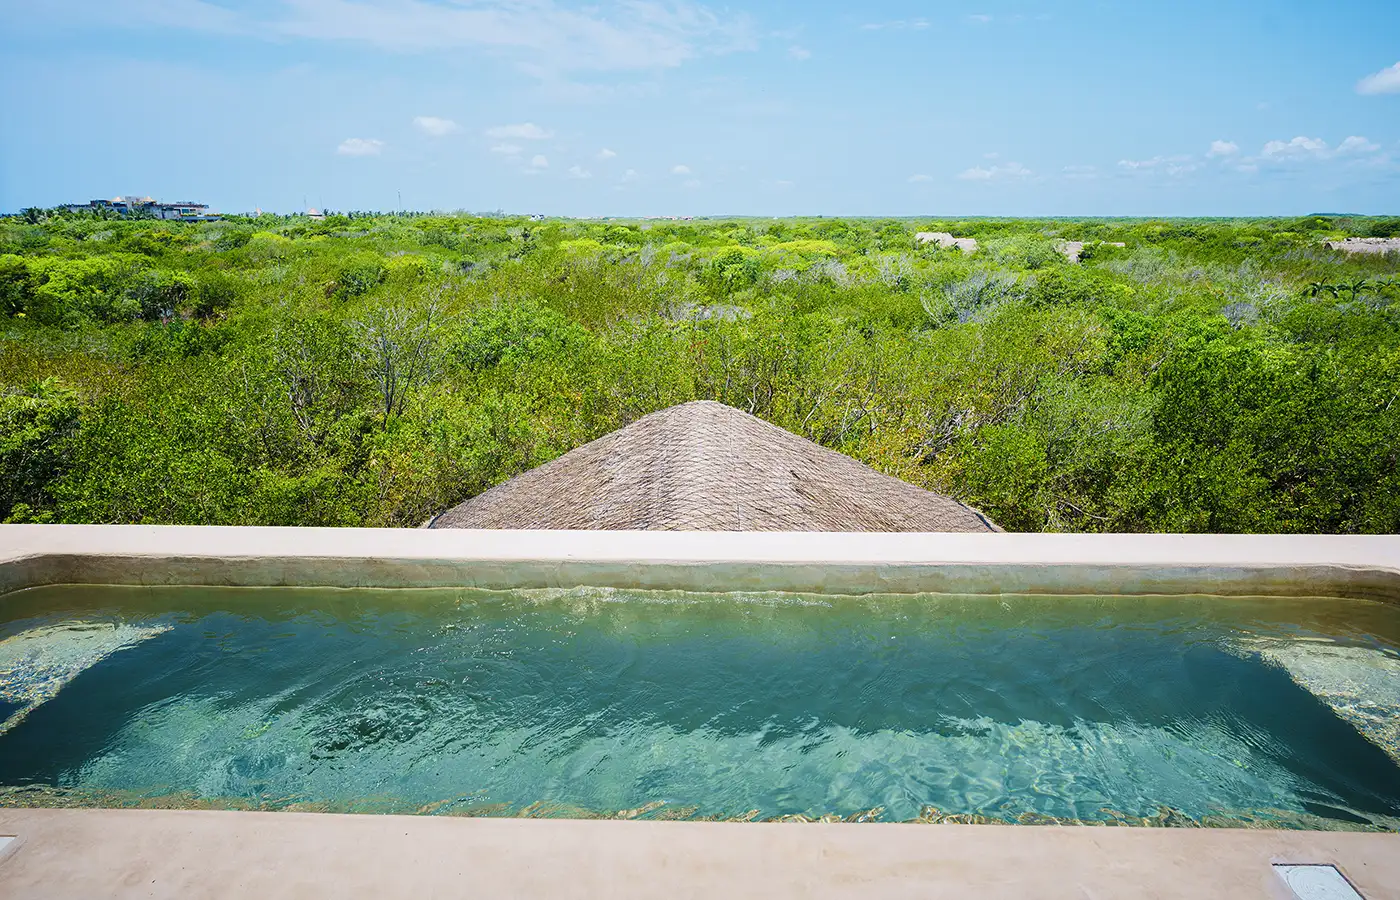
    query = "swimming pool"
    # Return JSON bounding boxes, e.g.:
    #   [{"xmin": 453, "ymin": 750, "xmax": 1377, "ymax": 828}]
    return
[{"xmin": 3, "ymin": 583, "xmax": 1398, "ymax": 828}]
